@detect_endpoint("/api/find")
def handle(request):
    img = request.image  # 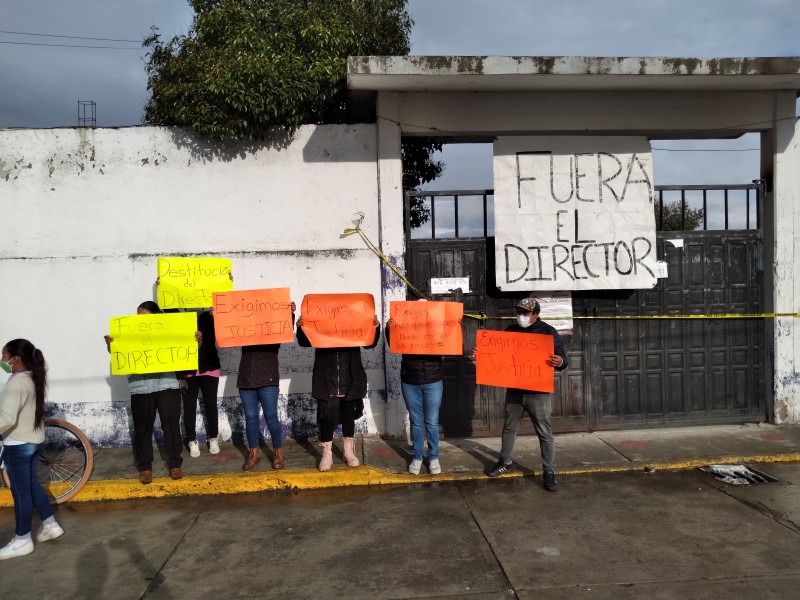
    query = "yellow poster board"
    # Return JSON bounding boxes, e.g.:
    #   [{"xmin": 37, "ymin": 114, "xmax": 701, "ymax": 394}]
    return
[
  {"xmin": 109, "ymin": 313, "xmax": 198, "ymax": 375},
  {"xmin": 157, "ymin": 257, "xmax": 233, "ymax": 309}
]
